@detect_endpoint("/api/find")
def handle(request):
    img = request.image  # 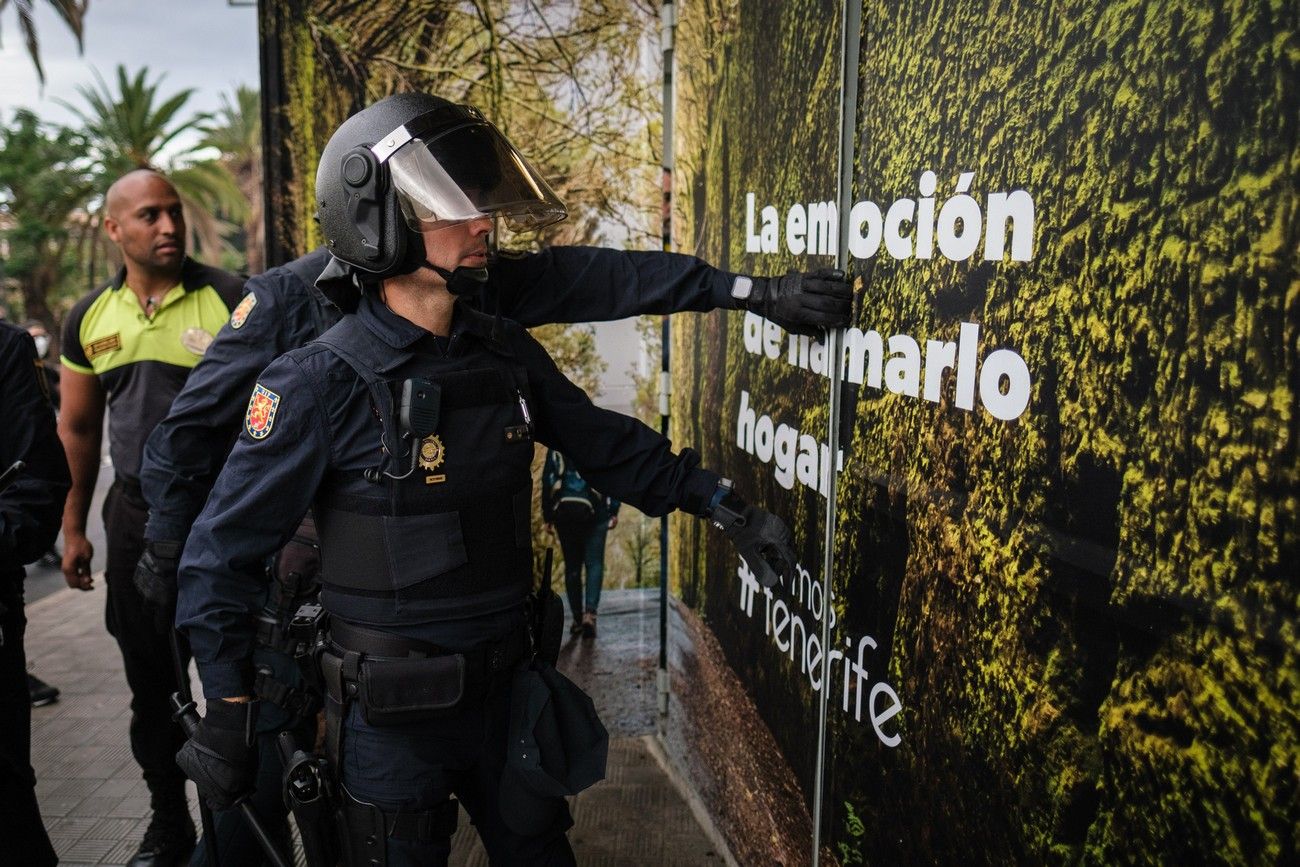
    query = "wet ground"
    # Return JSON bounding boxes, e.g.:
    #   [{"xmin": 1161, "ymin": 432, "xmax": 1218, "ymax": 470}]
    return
[{"xmin": 24, "ymin": 584, "xmax": 731, "ymax": 865}]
